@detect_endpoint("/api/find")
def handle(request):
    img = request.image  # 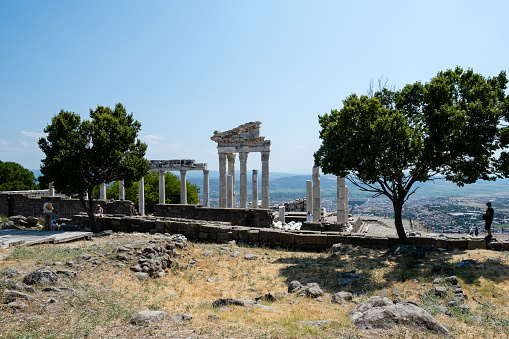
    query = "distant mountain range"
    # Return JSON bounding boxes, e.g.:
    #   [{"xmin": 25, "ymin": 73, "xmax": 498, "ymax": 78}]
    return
[{"xmin": 32, "ymin": 169, "xmax": 509, "ymax": 202}]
